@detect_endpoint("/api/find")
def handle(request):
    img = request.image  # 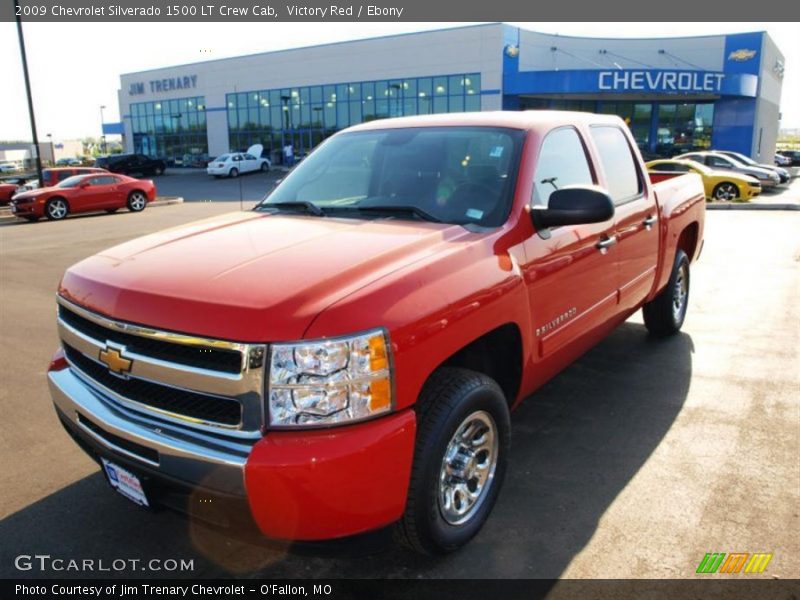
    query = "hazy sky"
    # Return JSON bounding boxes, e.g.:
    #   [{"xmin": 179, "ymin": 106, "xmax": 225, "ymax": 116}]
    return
[{"xmin": 0, "ymin": 21, "xmax": 797, "ymax": 142}]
